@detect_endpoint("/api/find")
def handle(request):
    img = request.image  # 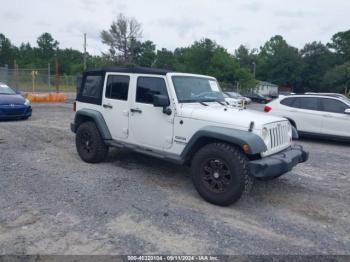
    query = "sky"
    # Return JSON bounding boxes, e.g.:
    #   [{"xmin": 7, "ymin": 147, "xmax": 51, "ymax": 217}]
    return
[{"xmin": 1, "ymin": 0, "xmax": 349, "ymax": 55}]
